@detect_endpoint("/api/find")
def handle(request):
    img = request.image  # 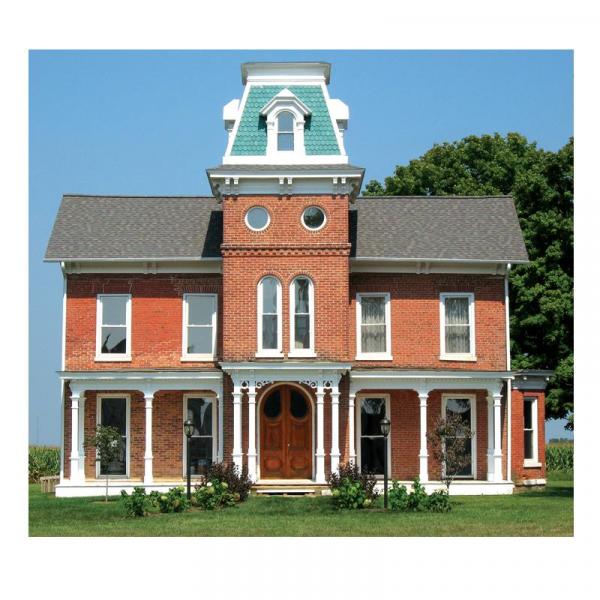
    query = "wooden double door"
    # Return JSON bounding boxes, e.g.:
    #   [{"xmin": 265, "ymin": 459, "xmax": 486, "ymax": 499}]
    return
[{"xmin": 260, "ymin": 385, "xmax": 313, "ymax": 479}]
